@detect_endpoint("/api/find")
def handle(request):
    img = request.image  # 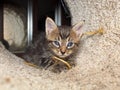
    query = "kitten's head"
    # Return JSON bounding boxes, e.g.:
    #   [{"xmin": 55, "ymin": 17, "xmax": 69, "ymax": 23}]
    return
[{"xmin": 46, "ymin": 17, "xmax": 84, "ymax": 58}]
